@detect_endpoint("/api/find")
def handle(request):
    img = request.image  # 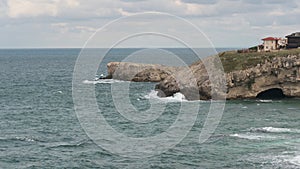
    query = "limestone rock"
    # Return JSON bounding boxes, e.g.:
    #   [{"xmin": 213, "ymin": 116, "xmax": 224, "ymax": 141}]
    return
[
  {"xmin": 106, "ymin": 62, "xmax": 177, "ymax": 82},
  {"xmin": 226, "ymin": 54, "xmax": 300, "ymax": 99},
  {"xmin": 105, "ymin": 52, "xmax": 300, "ymax": 100}
]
